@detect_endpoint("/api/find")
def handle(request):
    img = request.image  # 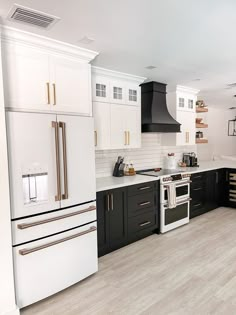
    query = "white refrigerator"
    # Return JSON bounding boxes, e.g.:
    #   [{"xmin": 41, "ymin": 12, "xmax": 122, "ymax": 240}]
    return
[{"xmin": 6, "ymin": 111, "xmax": 98, "ymax": 308}]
